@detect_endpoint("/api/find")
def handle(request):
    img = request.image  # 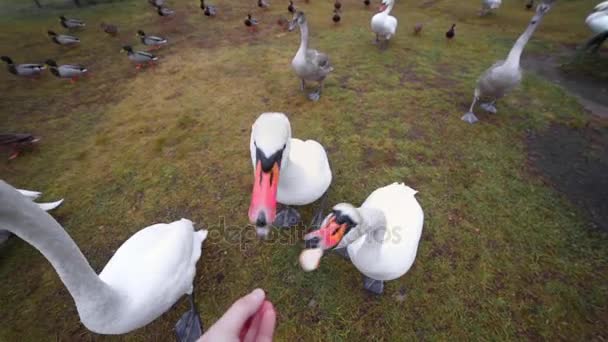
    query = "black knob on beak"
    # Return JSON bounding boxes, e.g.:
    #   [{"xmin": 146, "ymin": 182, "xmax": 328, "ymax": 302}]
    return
[
  {"xmin": 256, "ymin": 212, "xmax": 267, "ymax": 228},
  {"xmin": 305, "ymin": 236, "xmax": 320, "ymax": 249}
]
